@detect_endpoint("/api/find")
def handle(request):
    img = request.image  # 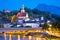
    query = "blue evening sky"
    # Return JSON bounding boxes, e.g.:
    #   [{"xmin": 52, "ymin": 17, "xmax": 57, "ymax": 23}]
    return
[{"xmin": 0, "ymin": 0, "xmax": 60, "ymax": 10}]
